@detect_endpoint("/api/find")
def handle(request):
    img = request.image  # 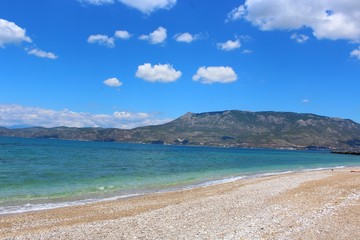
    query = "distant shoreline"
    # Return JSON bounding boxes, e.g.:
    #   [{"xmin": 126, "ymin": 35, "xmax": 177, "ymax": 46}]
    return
[
  {"xmin": 0, "ymin": 134, "xmax": 345, "ymax": 152},
  {"xmin": 1, "ymin": 110, "xmax": 360, "ymax": 151},
  {"xmin": 331, "ymin": 150, "xmax": 360, "ymax": 156}
]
